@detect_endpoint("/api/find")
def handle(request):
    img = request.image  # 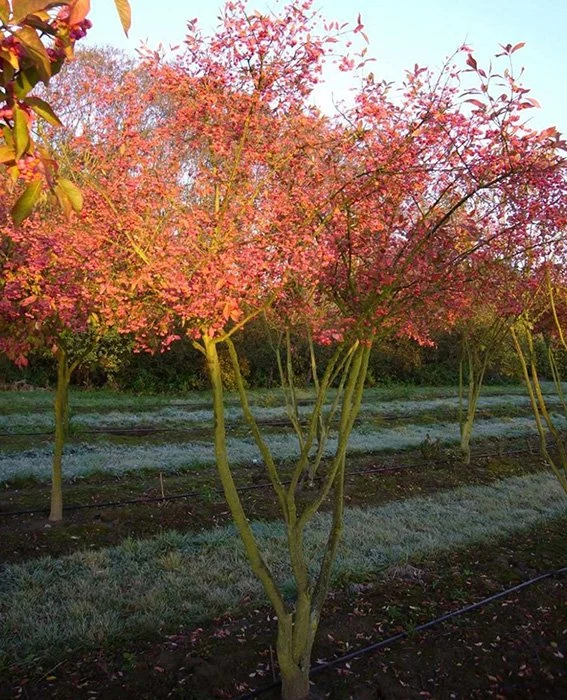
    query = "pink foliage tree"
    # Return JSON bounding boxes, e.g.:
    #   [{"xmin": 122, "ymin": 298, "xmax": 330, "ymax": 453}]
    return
[{"xmin": 2, "ymin": 2, "xmax": 566, "ymax": 694}]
